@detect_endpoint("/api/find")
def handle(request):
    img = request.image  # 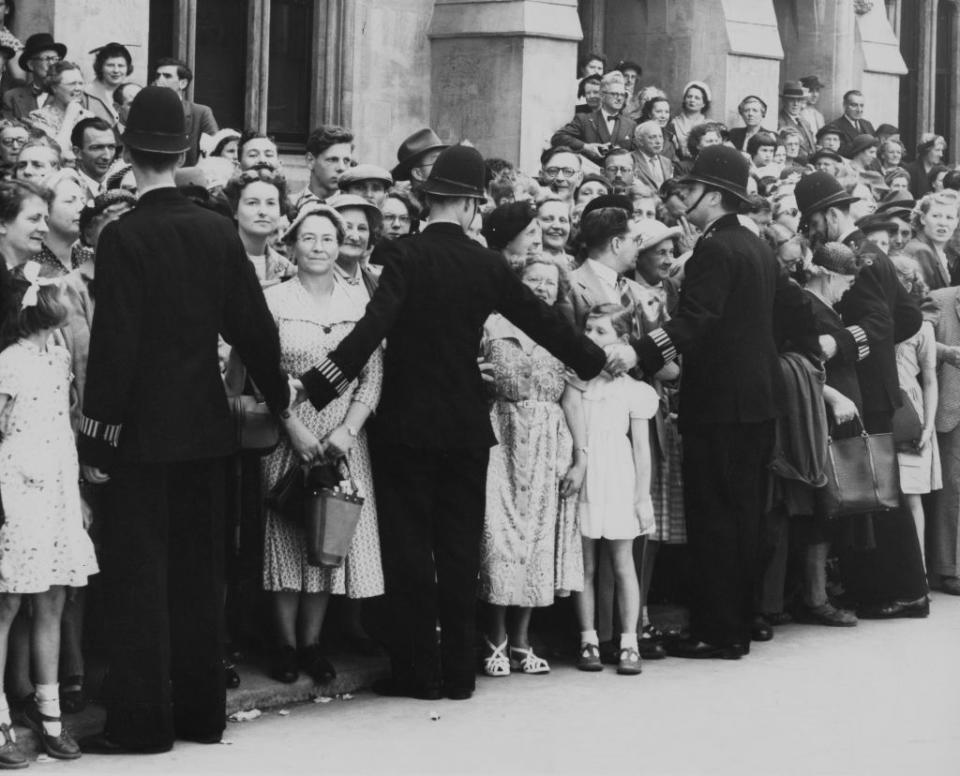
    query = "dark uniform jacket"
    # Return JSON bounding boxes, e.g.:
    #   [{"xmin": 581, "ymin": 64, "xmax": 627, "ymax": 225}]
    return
[
  {"xmin": 834, "ymin": 230, "xmax": 922, "ymax": 416},
  {"xmin": 550, "ymin": 108, "xmax": 636, "ymax": 159},
  {"xmin": 631, "ymin": 213, "xmax": 816, "ymax": 431},
  {"xmin": 301, "ymin": 222, "xmax": 606, "ymax": 448},
  {"xmin": 78, "ymin": 188, "xmax": 288, "ymax": 468}
]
